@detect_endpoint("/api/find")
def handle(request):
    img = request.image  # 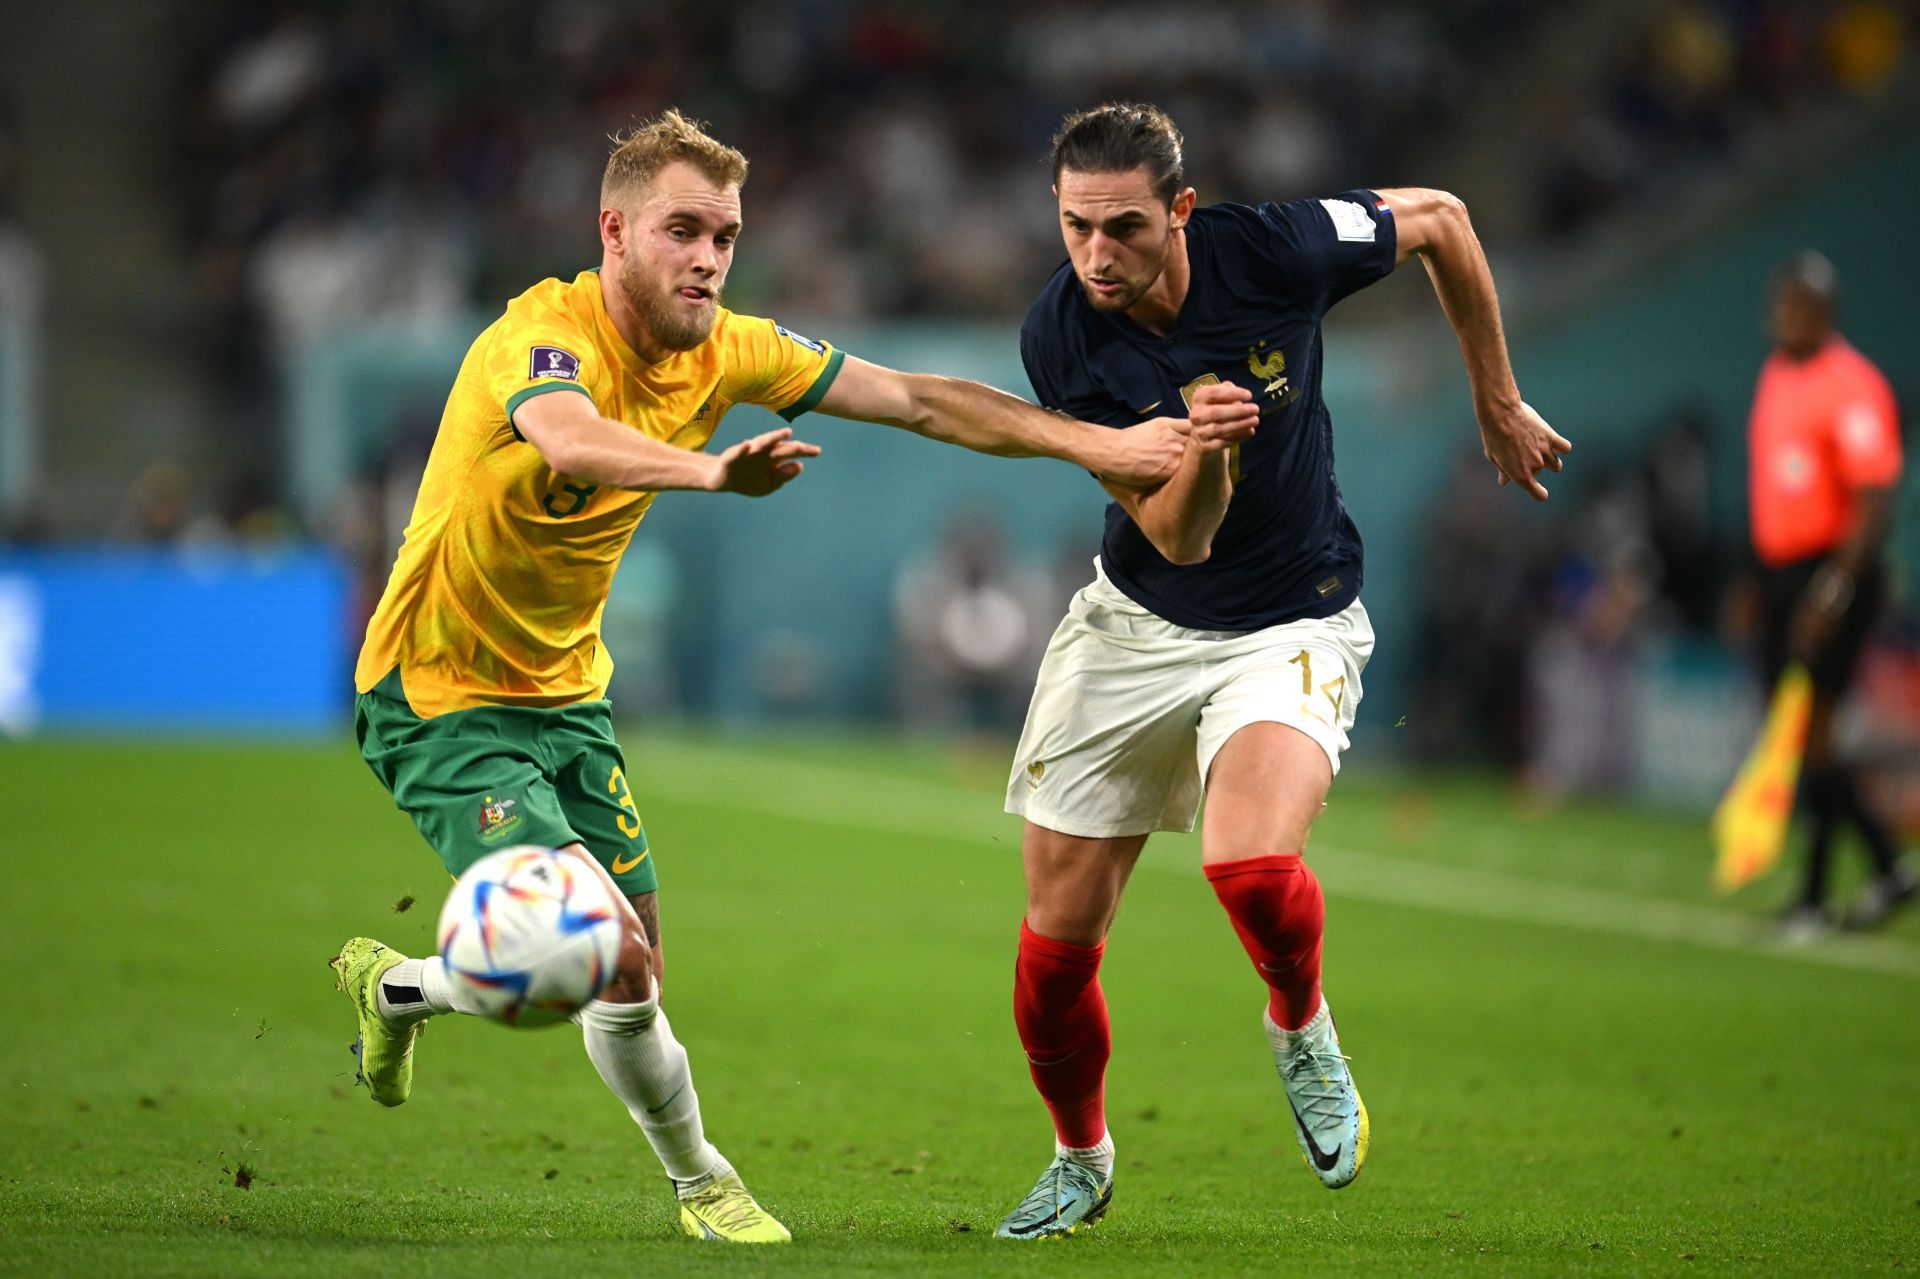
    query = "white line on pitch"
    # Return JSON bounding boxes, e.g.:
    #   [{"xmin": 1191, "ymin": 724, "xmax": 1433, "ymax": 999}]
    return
[{"xmin": 629, "ymin": 738, "xmax": 1920, "ymax": 983}]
